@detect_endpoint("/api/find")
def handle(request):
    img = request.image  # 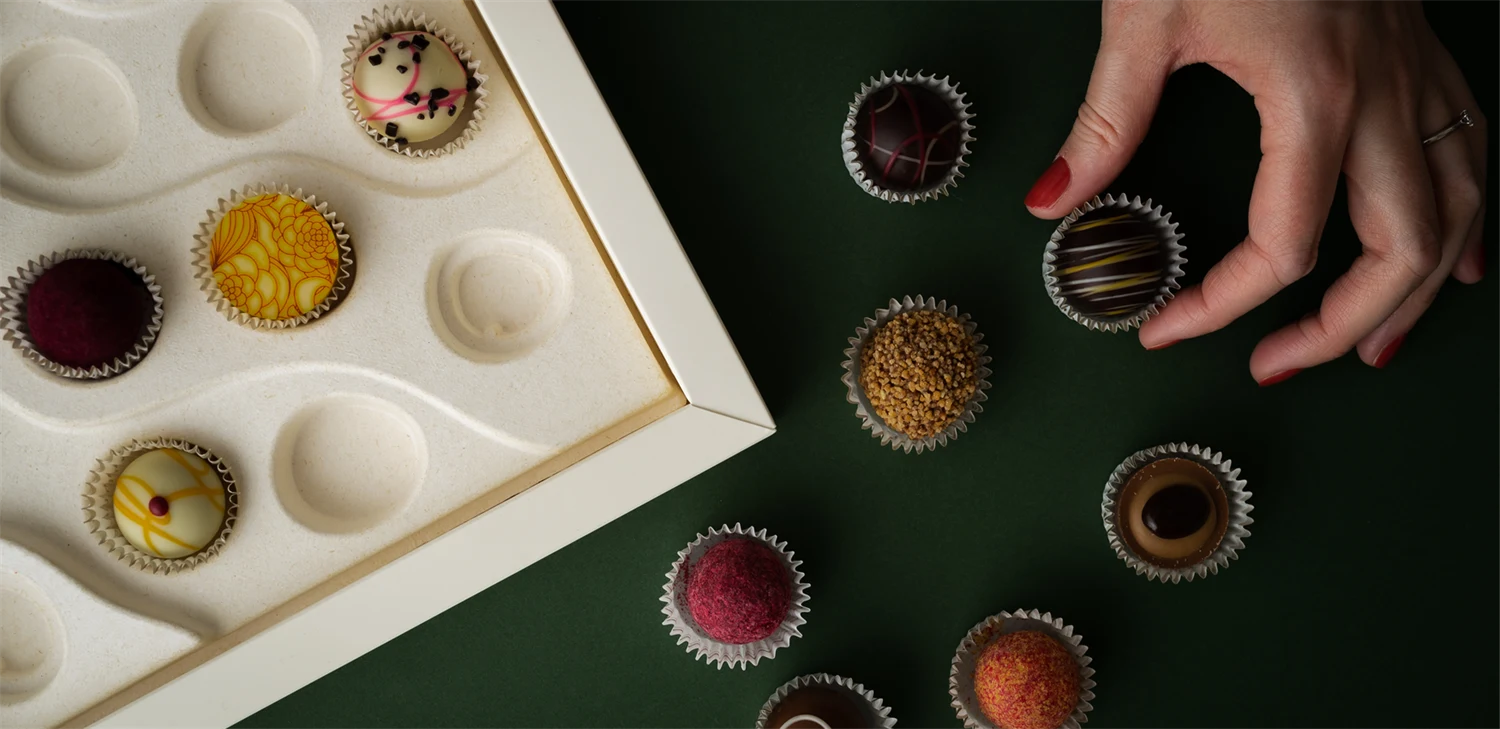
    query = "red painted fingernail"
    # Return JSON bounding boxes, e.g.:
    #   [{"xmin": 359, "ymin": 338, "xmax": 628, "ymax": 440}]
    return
[
  {"xmin": 1146, "ymin": 339, "xmax": 1181, "ymax": 351},
  {"xmin": 1257, "ymin": 368, "xmax": 1303, "ymax": 387},
  {"xmin": 1025, "ymin": 156, "xmax": 1070, "ymax": 209},
  {"xmin": 1373, "ymin": 334, "xmax": 1406, "ymax": 369}
]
